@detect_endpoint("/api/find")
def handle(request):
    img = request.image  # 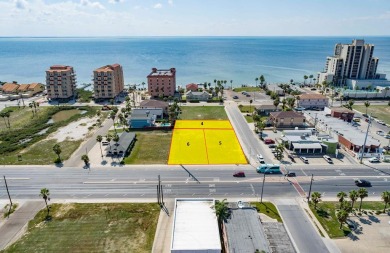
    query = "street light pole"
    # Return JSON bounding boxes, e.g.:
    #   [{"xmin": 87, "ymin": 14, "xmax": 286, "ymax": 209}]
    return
[
  {"xmin": 360, "ymin": 114, "xmax": 372, "ymax": 164},
  {"xmin": 260, "ymin": 172, "xmax": 266, "ymax": 203},
  {"xmin": 307, "ymin": 174, "xmax": 314, "ymax": 203}
]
